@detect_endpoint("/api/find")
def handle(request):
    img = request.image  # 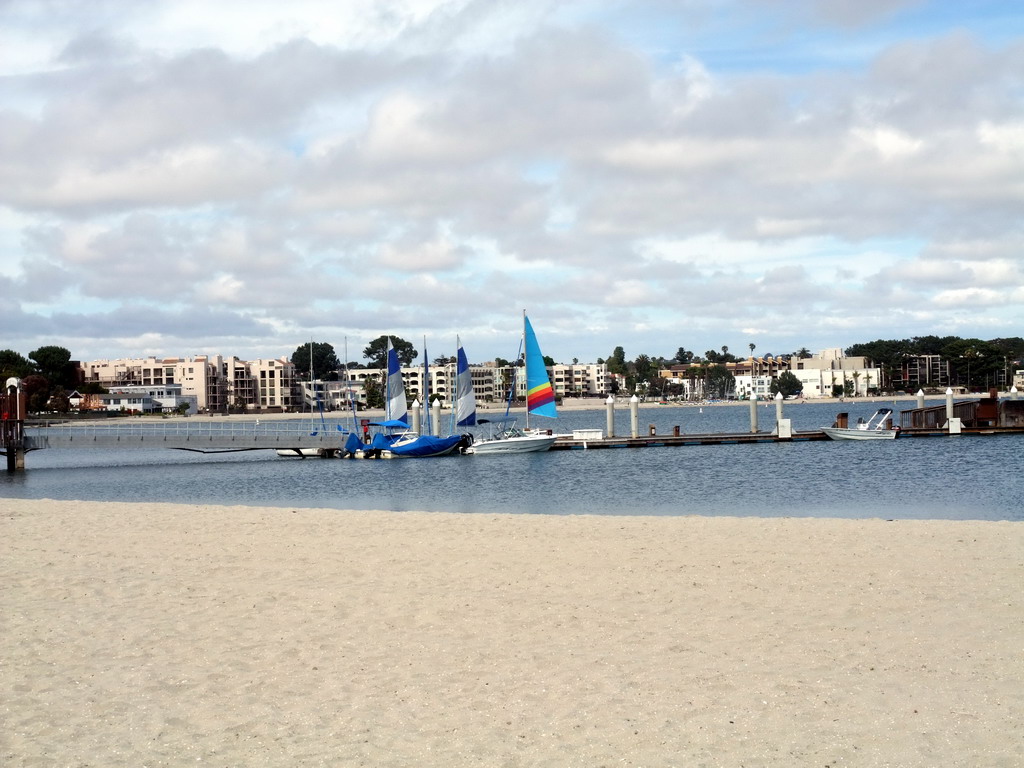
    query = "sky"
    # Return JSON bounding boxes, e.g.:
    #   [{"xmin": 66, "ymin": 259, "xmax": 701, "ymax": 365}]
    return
[{"xmin": 1, "ymin": 0, "xmax": 1022, "ymax": 366}]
